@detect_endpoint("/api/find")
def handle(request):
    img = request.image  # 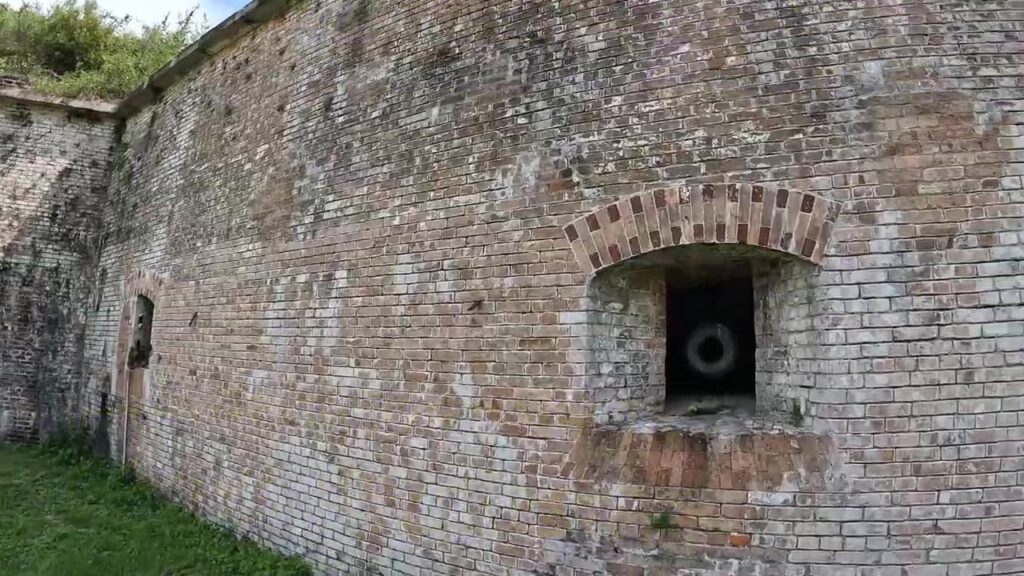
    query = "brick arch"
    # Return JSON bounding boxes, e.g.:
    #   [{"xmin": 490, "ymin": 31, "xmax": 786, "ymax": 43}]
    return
[
  {"xmin": 112, "ymin": 269, "xmax": 165, "ymax": 398},
  {"xmin": 562, "ymin": 184, "xmax": 843, "ymax": 274},
  {"xmin": 120, "ymin": 268, "xmax": 164, "ymax": 303}
]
